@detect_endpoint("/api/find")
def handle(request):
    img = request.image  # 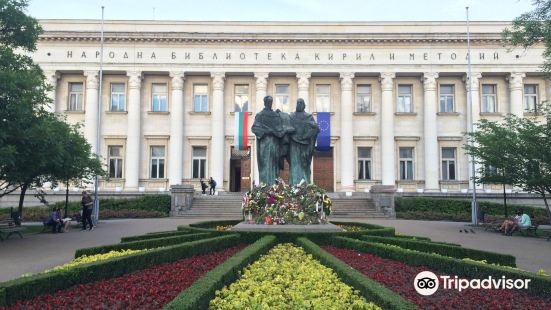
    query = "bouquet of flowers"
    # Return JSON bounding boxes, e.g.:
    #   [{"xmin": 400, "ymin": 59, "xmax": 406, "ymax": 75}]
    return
[{"xmin": 242, "ymin": 178, "xmax": 332, "ymax": 225}]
